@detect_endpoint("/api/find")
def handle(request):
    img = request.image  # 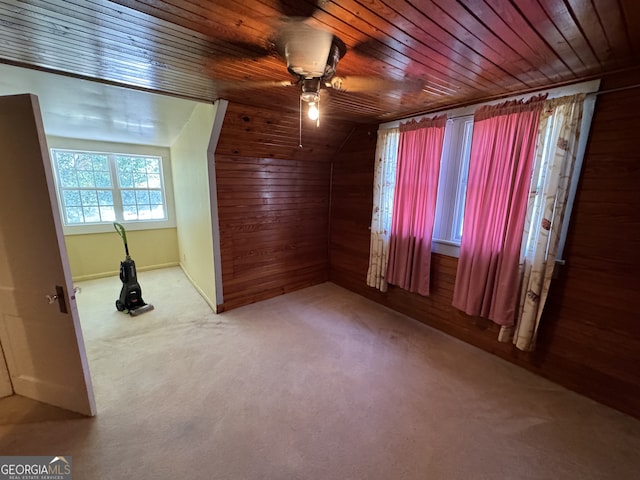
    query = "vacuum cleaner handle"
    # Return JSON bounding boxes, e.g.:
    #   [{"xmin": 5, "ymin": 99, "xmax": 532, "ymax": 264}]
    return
[{"xmin": 114, "ymin": 222, "xmax": 131, "ymax": 258}]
